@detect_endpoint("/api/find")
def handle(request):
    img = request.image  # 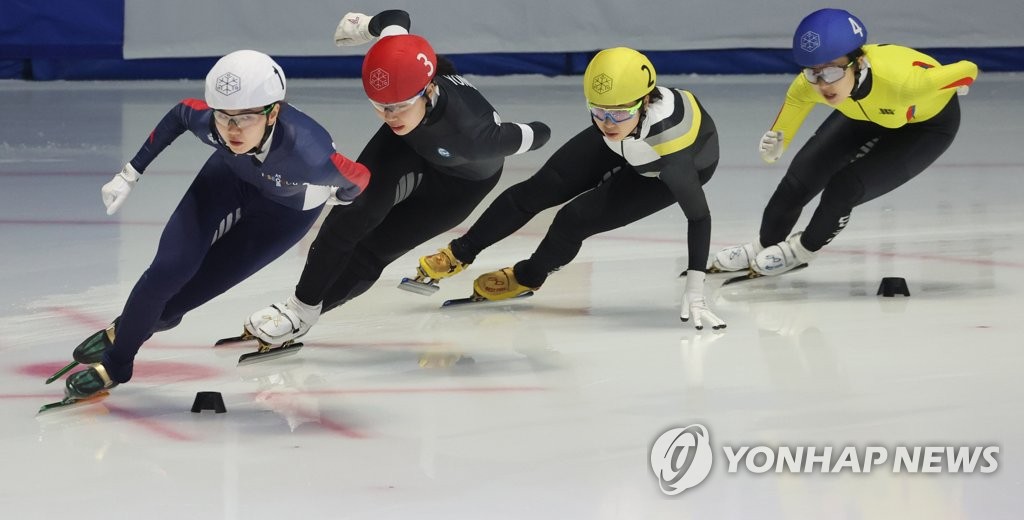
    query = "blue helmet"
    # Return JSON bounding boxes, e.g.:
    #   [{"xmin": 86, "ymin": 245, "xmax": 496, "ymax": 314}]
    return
[{"xmin": 792, "ymin": 8, "xmax": 867, "ymax": 67}]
